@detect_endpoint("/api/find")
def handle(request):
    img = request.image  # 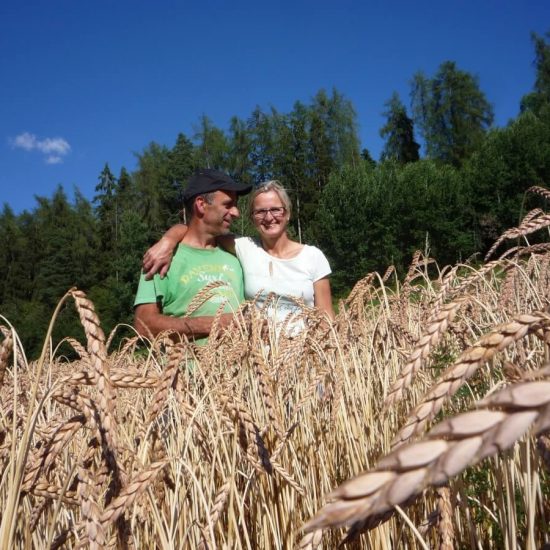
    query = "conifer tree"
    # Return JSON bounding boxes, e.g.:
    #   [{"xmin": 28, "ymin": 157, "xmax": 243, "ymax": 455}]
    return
[
  {"xmin": 134, "ymin": 142, "xmax": 173, "ymax": 232},
  {"xmin": 411, "ymin": 61, "xmax": 493, "ymax": 165},
  {"xmin": 193, "ymin": 115, "xmax": 228, "ymax": 170},
  {"xmin": 380, "ymin": 92, "xmax": 420, "ymax": 163},
  {"xmin": 521, "ymin": 31, "xmax": 550, "ymax": 114},
  {"xmin": 169, "ymin": 133, "xmax": 195, "ymax": 186},
  {"xmin": 227, "ymin": 117, "xmax": 254, "ymax": 185},
  {"xmin": 361, "ymin": 148, "xmax": 376, "ymax": 169},
  {"xmin": 94, "ymin": 163, "xmax": 118, "ymax": 257},
  {"xmin": 247, "ymin": 107, "xmax": 275, "ymax": 182}
]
